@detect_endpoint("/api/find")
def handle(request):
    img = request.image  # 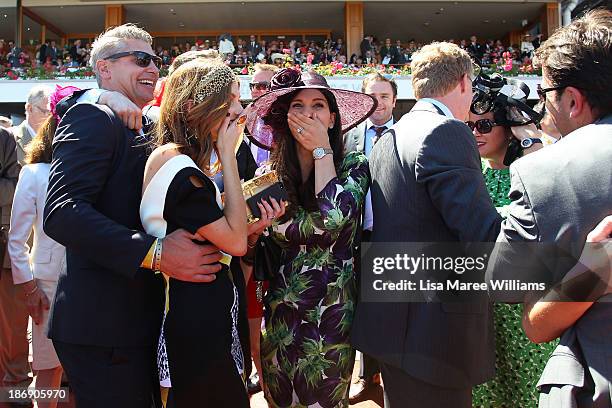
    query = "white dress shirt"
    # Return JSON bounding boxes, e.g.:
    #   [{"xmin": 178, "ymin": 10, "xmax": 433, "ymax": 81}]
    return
[
  {"xmin": 363, "ymin": 117, "xmax": 394, "ymax": 231},
  {"xmin": 8, "ymin": 163, "xmax": 65, "ymax": 284}
]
